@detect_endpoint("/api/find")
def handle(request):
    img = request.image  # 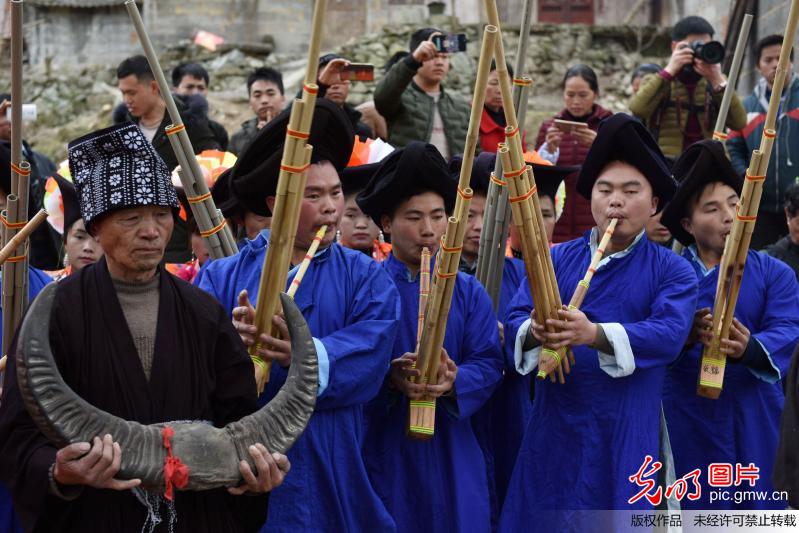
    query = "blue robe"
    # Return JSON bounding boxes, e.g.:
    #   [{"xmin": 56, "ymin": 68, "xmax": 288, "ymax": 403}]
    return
[
  {"xmin": 470, "ymin": 256, "xmax": 530, "ymax": 528},
  {"xmin": 0, "ymin": 266, "xmax": 53, "ymax": 533},
  {"xmin": 663, "ymin": 248, "xmax": 799, "ymax": 509},
  {"xmin": 499, "ymin": 231, "xmax": 697, "ymax": 531},
  {"xmin": 362, "ymin": 253, "xmax": 504, "ymax": 533},
  {"xmin": 198, "ymin": 233, "xmax": 401, "ymax": 533}
]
